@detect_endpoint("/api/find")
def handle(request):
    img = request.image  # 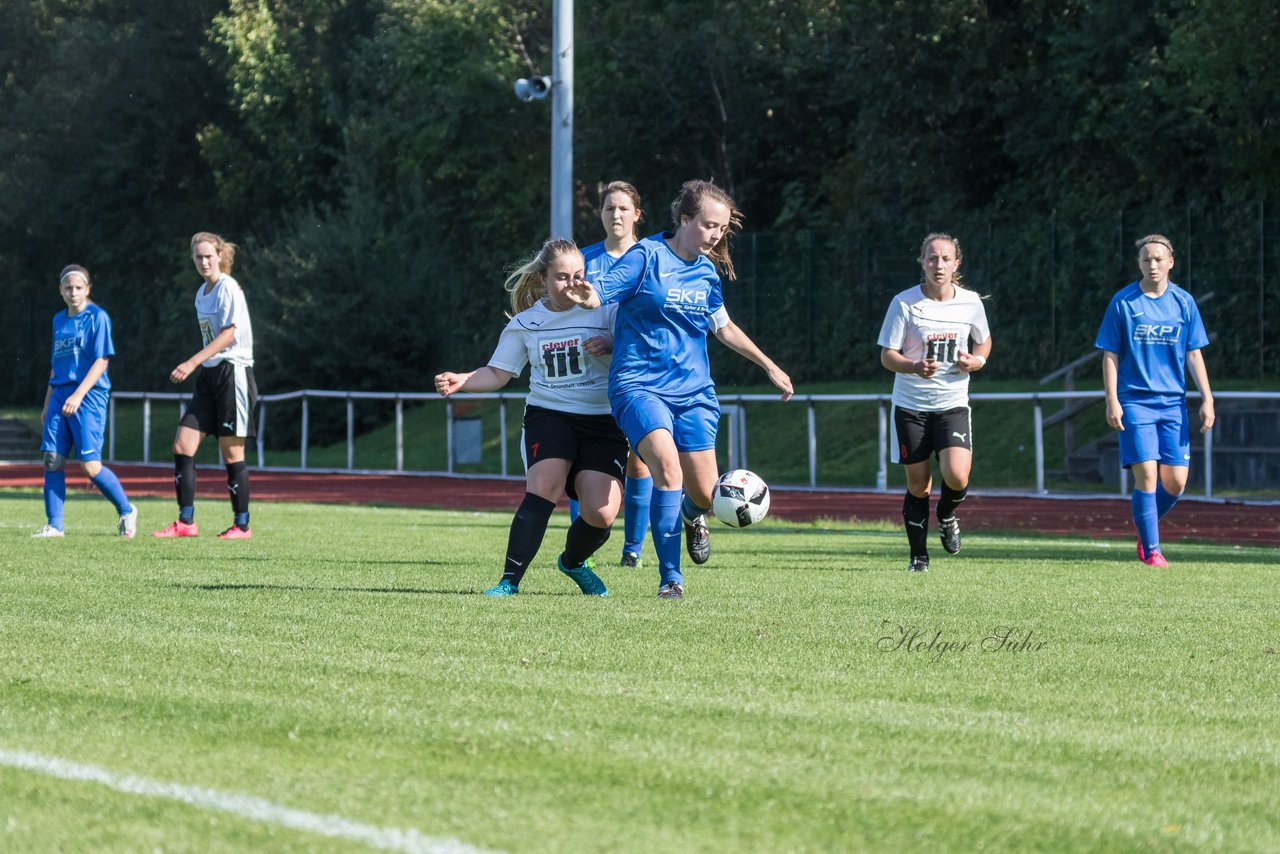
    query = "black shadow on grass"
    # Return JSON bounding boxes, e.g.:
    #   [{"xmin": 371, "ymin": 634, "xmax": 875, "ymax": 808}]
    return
[{"xmin": 170, "ymin": 582, "xmax": 587, "ymax": 597}]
